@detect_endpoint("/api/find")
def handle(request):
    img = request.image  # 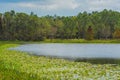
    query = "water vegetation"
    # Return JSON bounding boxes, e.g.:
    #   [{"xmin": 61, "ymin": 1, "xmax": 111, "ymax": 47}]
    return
[{"xmin": 0, "ymin": 42, "xmax": 120, "ymax": 80}]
